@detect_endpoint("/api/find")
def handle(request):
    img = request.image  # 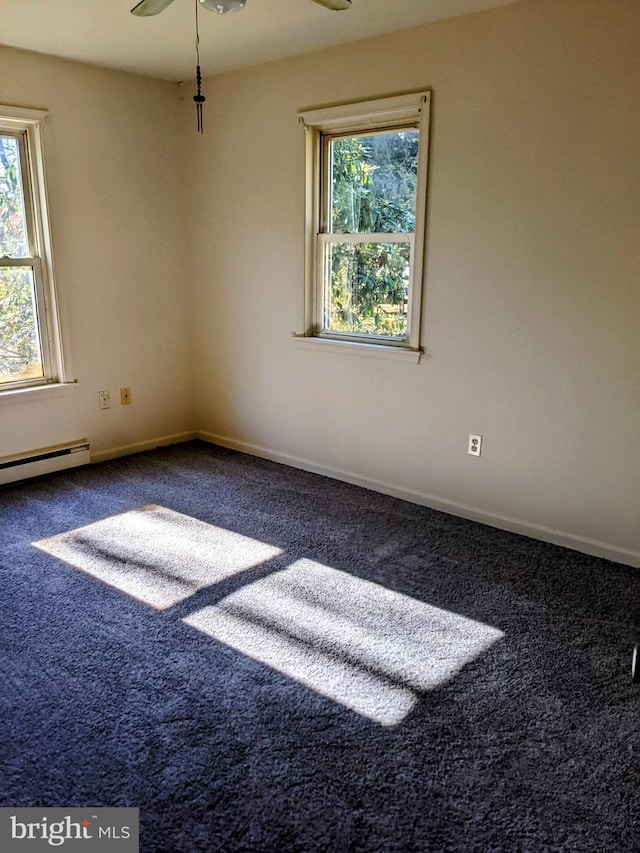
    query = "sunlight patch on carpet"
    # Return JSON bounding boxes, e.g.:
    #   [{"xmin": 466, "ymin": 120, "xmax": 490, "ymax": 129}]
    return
[
  {"xmin": 33, "ymin": 505, "xmax": 282, "ymax": 609},
  {"xmin": 184, "ymin": 559, "xmax": 504, "ymax": 726}
]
